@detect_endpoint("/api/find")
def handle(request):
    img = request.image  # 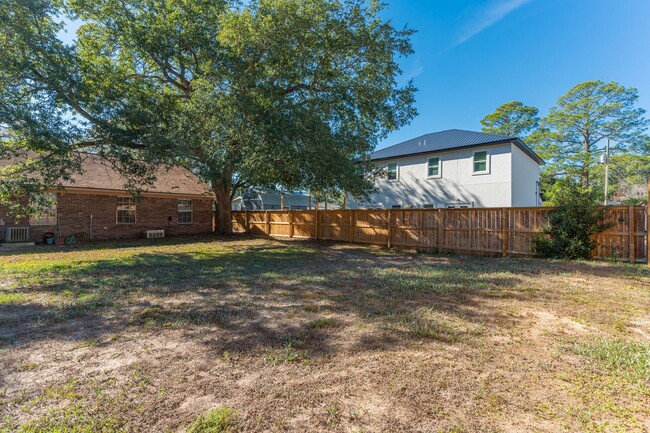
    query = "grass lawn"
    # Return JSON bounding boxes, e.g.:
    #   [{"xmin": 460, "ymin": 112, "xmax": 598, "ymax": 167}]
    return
[{"xmin": 0, "ymin": 235, "xmax": 649, "ymax": 432}]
